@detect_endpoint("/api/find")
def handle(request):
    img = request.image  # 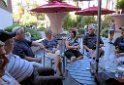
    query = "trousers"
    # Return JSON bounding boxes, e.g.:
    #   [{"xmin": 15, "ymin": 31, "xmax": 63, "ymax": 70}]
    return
[{"xmin": 20, "ymin": 67, "xmax": 63, "ymax": 85}]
